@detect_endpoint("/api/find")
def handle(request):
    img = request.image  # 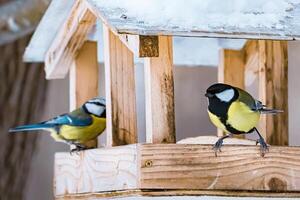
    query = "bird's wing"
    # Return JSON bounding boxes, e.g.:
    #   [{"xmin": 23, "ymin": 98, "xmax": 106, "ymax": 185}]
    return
[
  {"xmin": 236, "ymin": 88, "xmax": 257, "ymax": 110},
  {"xmin": 45, "ymin": 108, "xmax": 93, "ymax": 127},
  {"xmin": 252, "ymin": 100, "xmax": 283, "ymax": 114},
  {"xmin": 236, "ymin": 88, "xmax": 283, "ymax": 114}
]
